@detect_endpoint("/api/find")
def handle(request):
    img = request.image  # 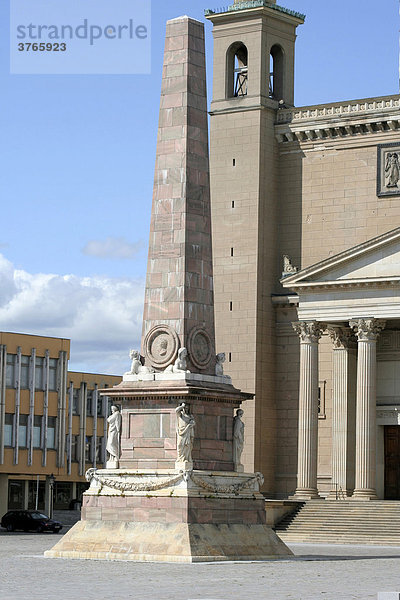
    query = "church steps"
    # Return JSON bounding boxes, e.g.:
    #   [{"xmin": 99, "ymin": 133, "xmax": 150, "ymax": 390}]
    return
[{"xmin": 274, "ymin": 500, "xmax": 400, "ymax": 544}]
